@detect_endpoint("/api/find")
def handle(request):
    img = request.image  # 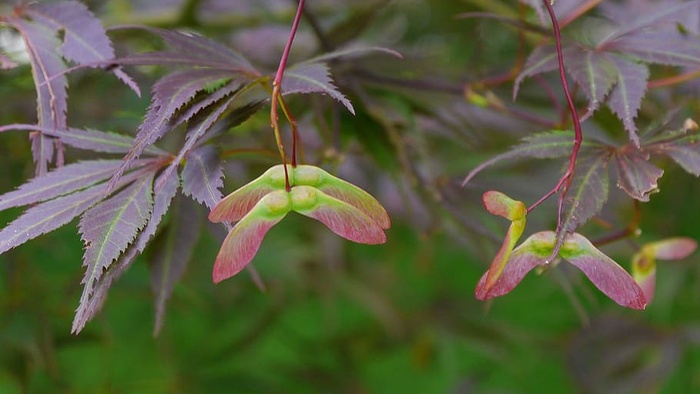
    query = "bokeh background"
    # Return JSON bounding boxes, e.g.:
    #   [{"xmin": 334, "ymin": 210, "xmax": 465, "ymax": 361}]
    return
[{"xmin": 1, "ymin": 0, "xmax": 699, "ymax": 392}]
